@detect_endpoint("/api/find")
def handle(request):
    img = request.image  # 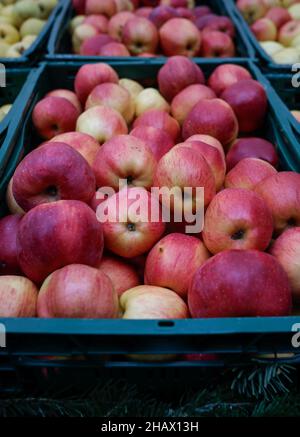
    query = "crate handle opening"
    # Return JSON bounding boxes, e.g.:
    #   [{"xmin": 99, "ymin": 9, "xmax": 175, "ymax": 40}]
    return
[{"xmin": 158, "ymin": 321, "xmax": 175, "ymax": 328}]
